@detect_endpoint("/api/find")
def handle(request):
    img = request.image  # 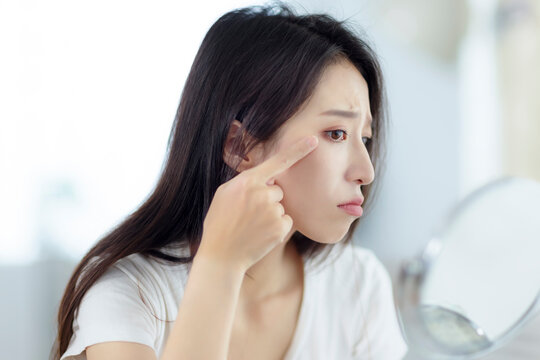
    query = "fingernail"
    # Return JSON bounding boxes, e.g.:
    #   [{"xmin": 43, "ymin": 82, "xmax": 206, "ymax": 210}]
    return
[{"xmin": 305, "ymin": 136, "xmax": 317, "ymax": 147}]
